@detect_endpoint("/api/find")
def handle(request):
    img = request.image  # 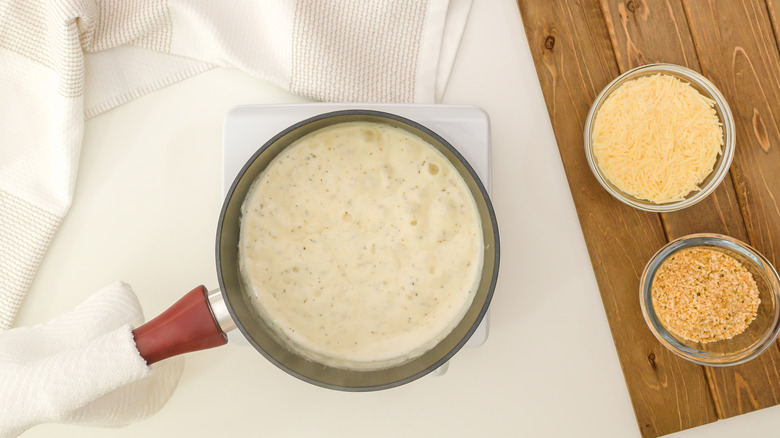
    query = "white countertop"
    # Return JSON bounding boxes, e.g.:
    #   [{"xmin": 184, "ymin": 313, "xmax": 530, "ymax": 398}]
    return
[{"xmin": 16, "ymin": 0, "xmax": 780, "ymax": 436}]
